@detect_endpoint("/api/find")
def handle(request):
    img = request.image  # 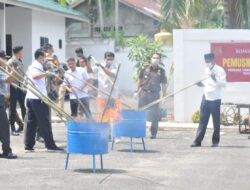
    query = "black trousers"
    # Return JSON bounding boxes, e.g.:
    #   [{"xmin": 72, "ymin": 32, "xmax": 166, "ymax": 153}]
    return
[
  {"xmin": 139, "ymin": 91, "xmax": 160, "ymax": 136},
  {"xmin": 70, "ymin": 97, "xmax": 92, "ymax": 118},
  {"xmin": 0, "ymin": 95, "xmax": 11, "ymax": 154},
  {"xmin": 9, "ymin": 85, "xmax": 26, "ymax": 131},
  {"xmin": 194, "ymin": 96, "xmax": 221, "ymax": 144},
  {"xmin": 24, "ymin": 99, "xmax": 56, "ymax": 149}
]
